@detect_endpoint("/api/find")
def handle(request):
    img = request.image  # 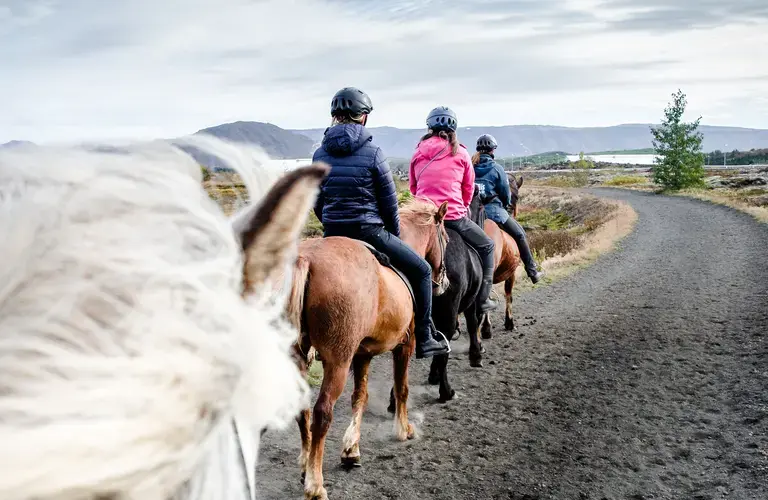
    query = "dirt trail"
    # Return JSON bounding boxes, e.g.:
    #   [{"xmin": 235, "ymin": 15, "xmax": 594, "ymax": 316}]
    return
[{"xmin": 256, "ymin": 188, "xmax": 768, "ymax": 500}]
